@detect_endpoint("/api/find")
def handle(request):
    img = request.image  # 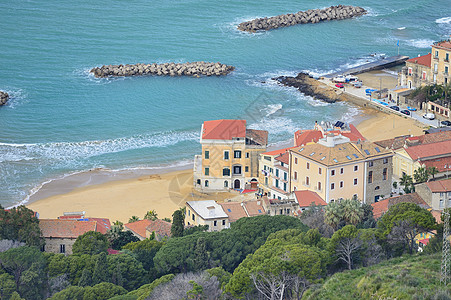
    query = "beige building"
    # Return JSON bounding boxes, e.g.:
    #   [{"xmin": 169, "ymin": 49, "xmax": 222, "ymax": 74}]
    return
[
  {"xmin": 290, "ymin": 134, "xmax": 393, "ymax": 204},
  {"xmin": 416, "ymin": 178, "xmax": 451, "ymax": 211},
  {"xmin": 431, "ymin": 39, "xmax": 451, "ymax": 85},
  {"xmin": 194, "ymin": 119, "xmax": 268, "ymax": 191},
  {"xmin": 185, "ymin": 200, "xmax": 229, "ymax": 231}
]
